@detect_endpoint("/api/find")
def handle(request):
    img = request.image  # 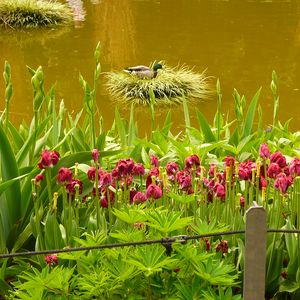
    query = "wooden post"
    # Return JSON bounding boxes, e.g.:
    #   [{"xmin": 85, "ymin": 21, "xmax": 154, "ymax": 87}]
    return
[{"xmin": 243, "ymin": 202, "xmax": 267, "ymax": 300}]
